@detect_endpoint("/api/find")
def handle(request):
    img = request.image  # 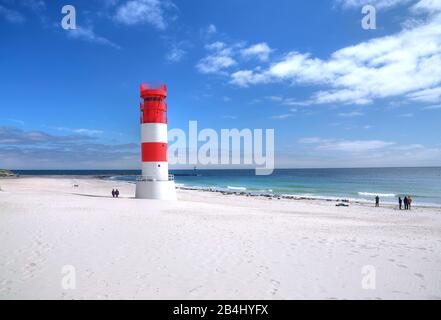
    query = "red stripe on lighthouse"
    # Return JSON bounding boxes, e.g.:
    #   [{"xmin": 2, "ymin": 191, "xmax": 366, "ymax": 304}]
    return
[{"xmin": 141, "ymin": 142, "xmax": 168, "ymax": 162}]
